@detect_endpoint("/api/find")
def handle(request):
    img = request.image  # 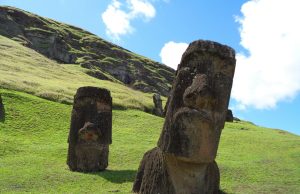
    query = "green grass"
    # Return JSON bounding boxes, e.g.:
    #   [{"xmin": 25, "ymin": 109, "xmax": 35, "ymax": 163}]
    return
[
  {"xmin": 0, "ymin": 89, "xmax": 299, "ymax": 194},
  {"xmin": 0, "ymin": 89, "xmax": 163, "ymax": 193},
  {"xmin": 0, "ymin": 35, "xmax": 166, "ymax": 111}
]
